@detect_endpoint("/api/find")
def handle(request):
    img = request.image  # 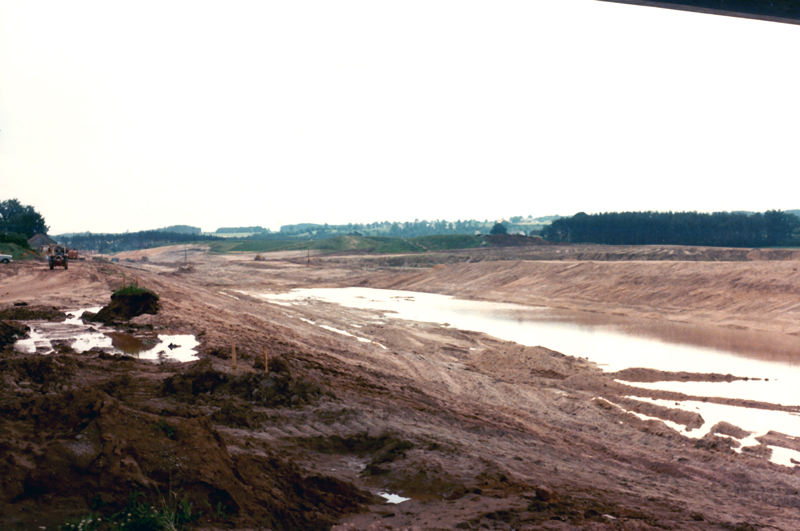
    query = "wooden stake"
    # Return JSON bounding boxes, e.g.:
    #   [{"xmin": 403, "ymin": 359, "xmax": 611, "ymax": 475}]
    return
[
  {"xmin": 232, "ymin": 342, "xmax": 237, "ymax": 370},
  {"xmin": 263, "ymin": 345, "xmax": 269, "ymax": 372}
]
